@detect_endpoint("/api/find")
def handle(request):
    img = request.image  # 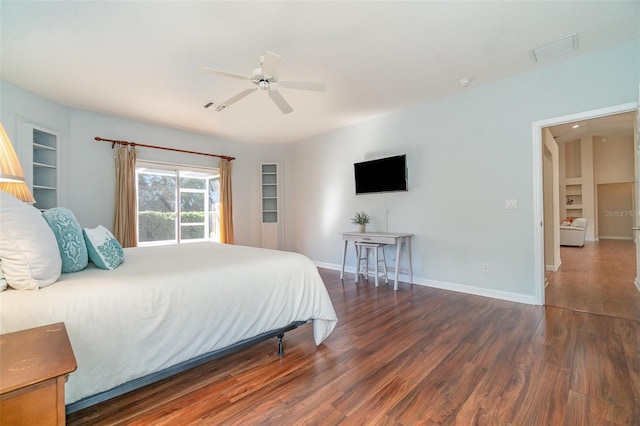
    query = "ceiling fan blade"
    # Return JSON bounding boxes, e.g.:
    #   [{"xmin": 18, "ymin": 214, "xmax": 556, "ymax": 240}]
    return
[
  {"xmin": 260, "ymin": 51, "xmax": 281, "ymax": 78},
  {"xmin": 278, "ymin": 80, "xmax": 326, "ymax": 92},
  {"xmin": 268, "ymin": 89, "xmax": 293, "ymax": 114},
  {"xmin": 223, "ymin": 88, "xmax": 257, "ymax": 106},
  {"xmin": 201, "ymin": 67, "xmax": 249, "ymax": 81}
]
